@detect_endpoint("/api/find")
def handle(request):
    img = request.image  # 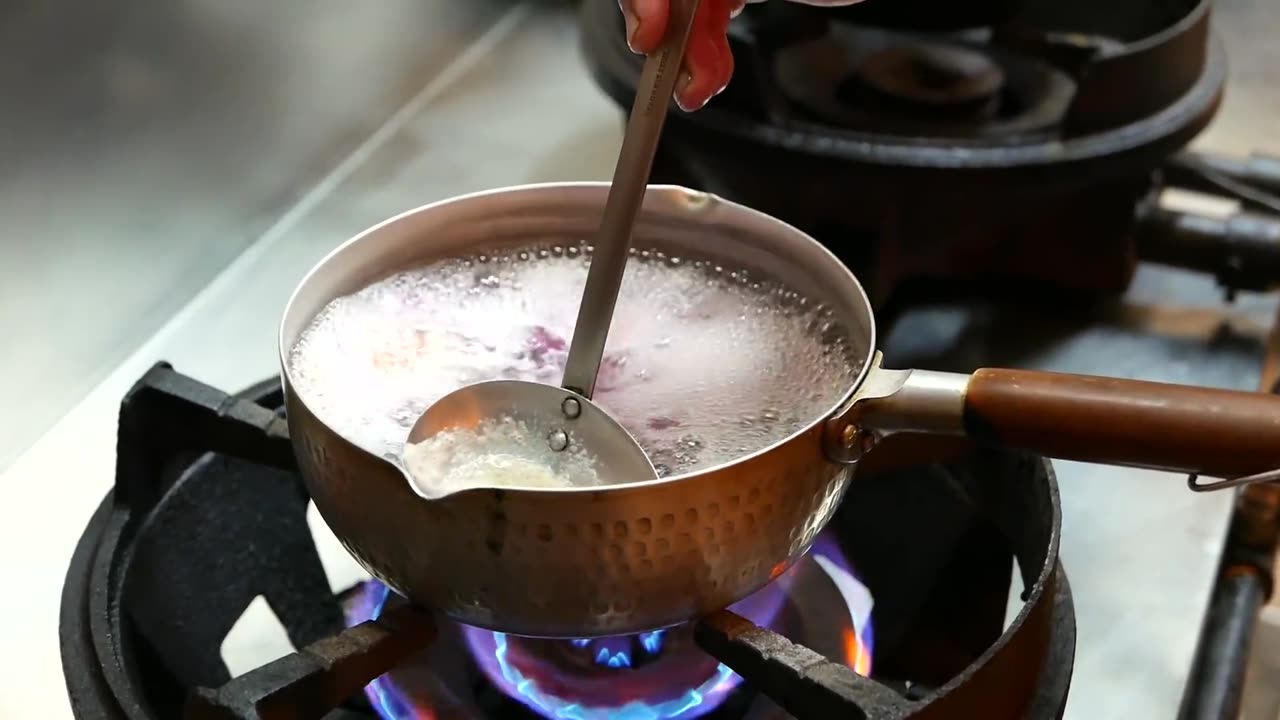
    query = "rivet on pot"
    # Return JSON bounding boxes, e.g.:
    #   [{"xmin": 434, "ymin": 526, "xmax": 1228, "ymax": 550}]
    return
[
  {"xmin": 841, "ymin": 425, "xmax": 859, "ymax": 450},
  {"xmin": 676, "ymin": 189, "xmax": 713, "ymax": 211},
  {"xmin": 562, "ymin": 397, "xmax": 582, "ymax": 419},
  {"xmin": 548, "ymin": 430, "xmax": 570, "ymax": 452}
]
